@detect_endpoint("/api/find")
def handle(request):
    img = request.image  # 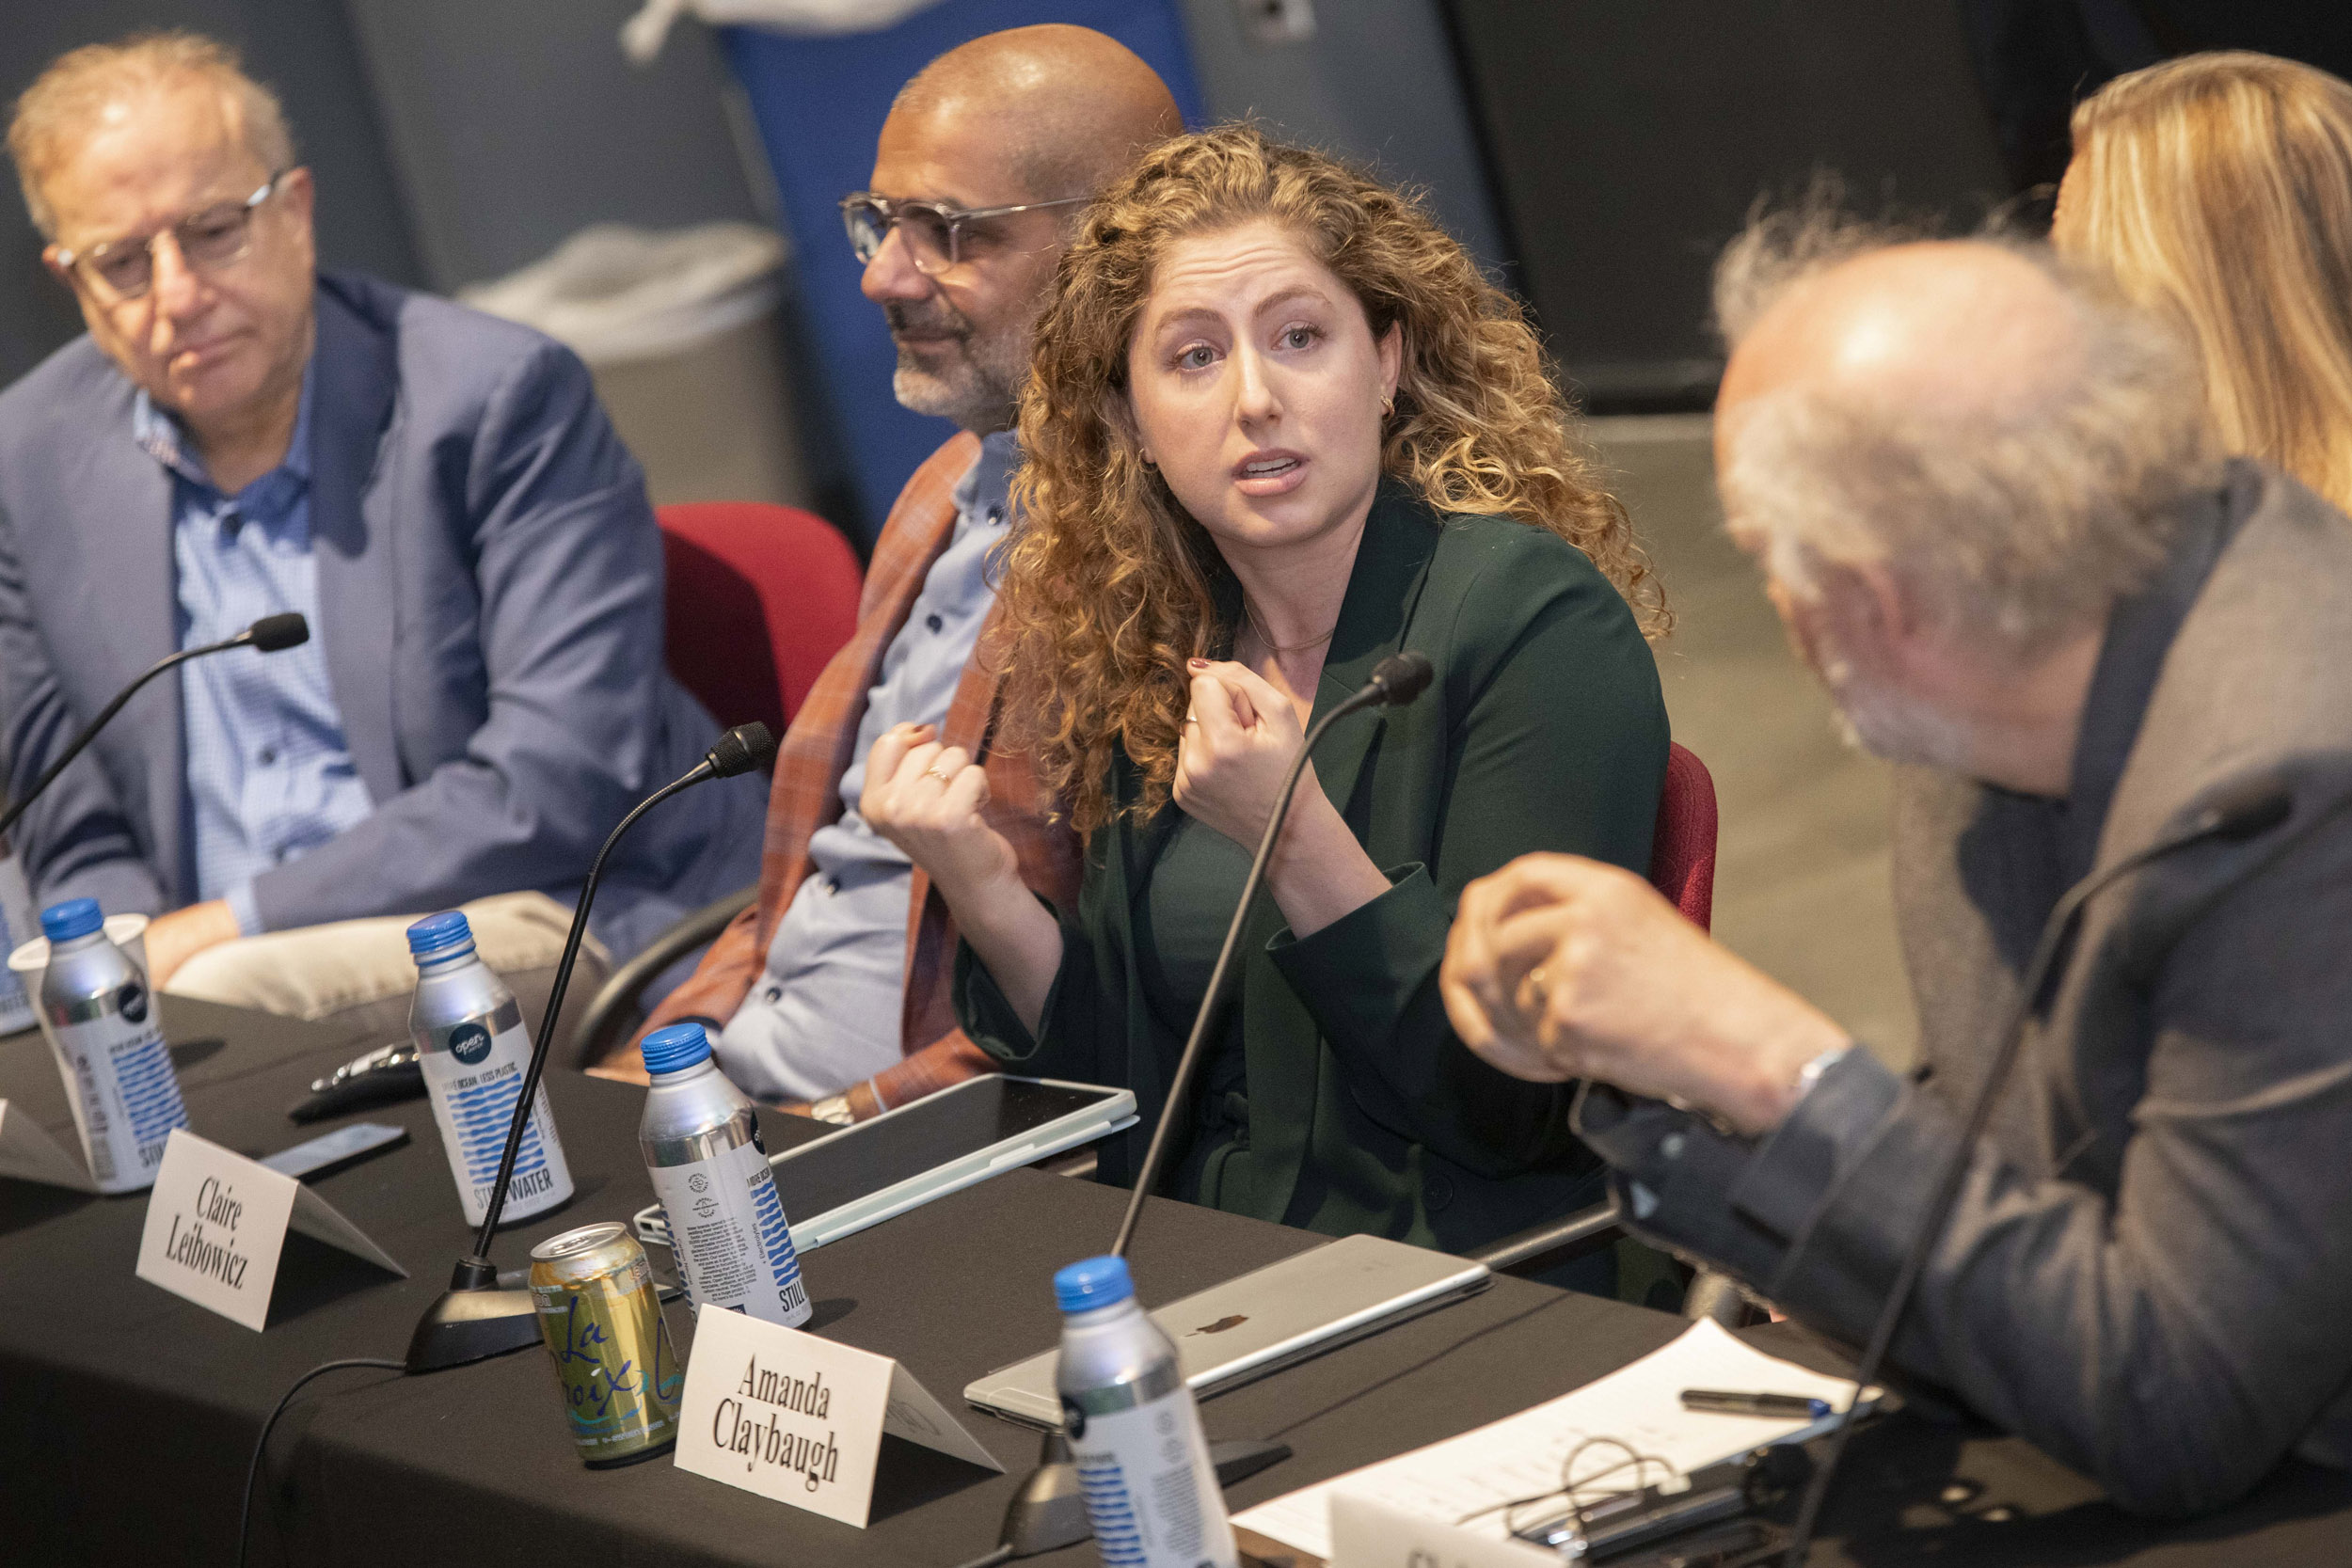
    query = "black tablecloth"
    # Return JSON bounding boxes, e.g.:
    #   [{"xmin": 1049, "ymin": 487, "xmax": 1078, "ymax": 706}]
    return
[{"xmin": 2, "ymin": 1001, "xmax": 2347, "ymax": 1566}]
